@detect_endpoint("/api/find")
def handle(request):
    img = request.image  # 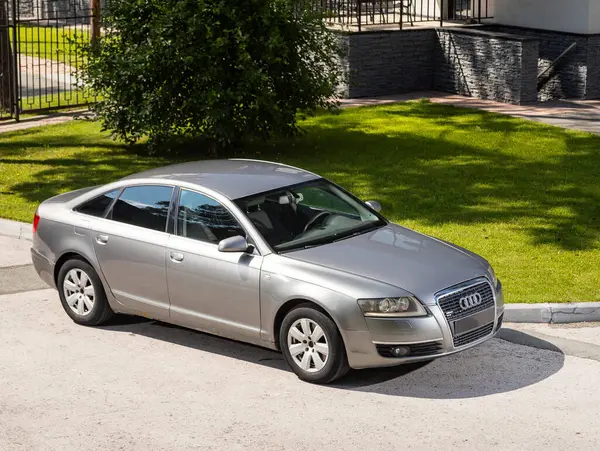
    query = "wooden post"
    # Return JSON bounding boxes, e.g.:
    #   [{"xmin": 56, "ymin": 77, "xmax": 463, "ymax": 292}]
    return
[
  {"xmin": 440, "ymin": 0, "xmax": 444, "ymax": 27},
  {"xmin": 399, "ymin": 0, "xmax": 403, "ymax": 30},
  {"xmin": 91, "ymin": 0, "xmax": 101, "ymax": 47}
]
